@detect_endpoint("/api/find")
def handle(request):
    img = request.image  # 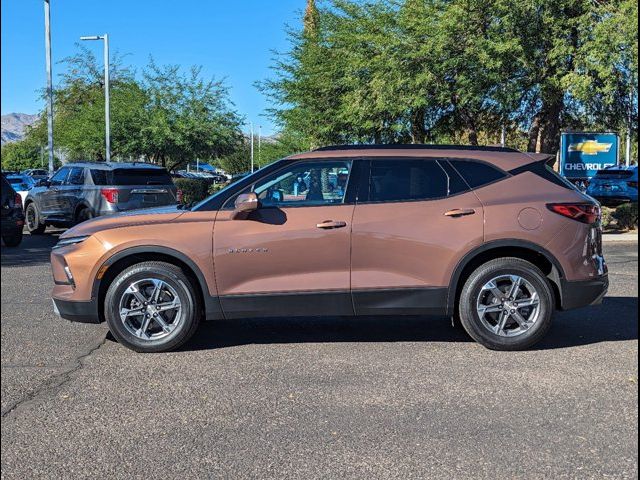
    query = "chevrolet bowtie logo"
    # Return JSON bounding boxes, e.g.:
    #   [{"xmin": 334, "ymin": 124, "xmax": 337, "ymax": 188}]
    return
[{"xmin": 568, "ymin": 140, "xmax": 613, "ymax": 155}]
